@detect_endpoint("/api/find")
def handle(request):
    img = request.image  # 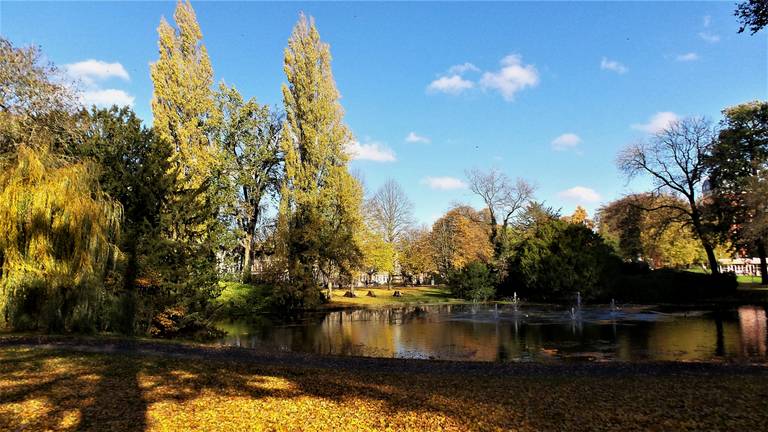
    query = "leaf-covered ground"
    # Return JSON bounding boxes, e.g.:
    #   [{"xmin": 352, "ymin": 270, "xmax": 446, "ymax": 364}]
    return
[{"xmin": 2, "ymin": 342, "xmax": 768, "ymax": 431}]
